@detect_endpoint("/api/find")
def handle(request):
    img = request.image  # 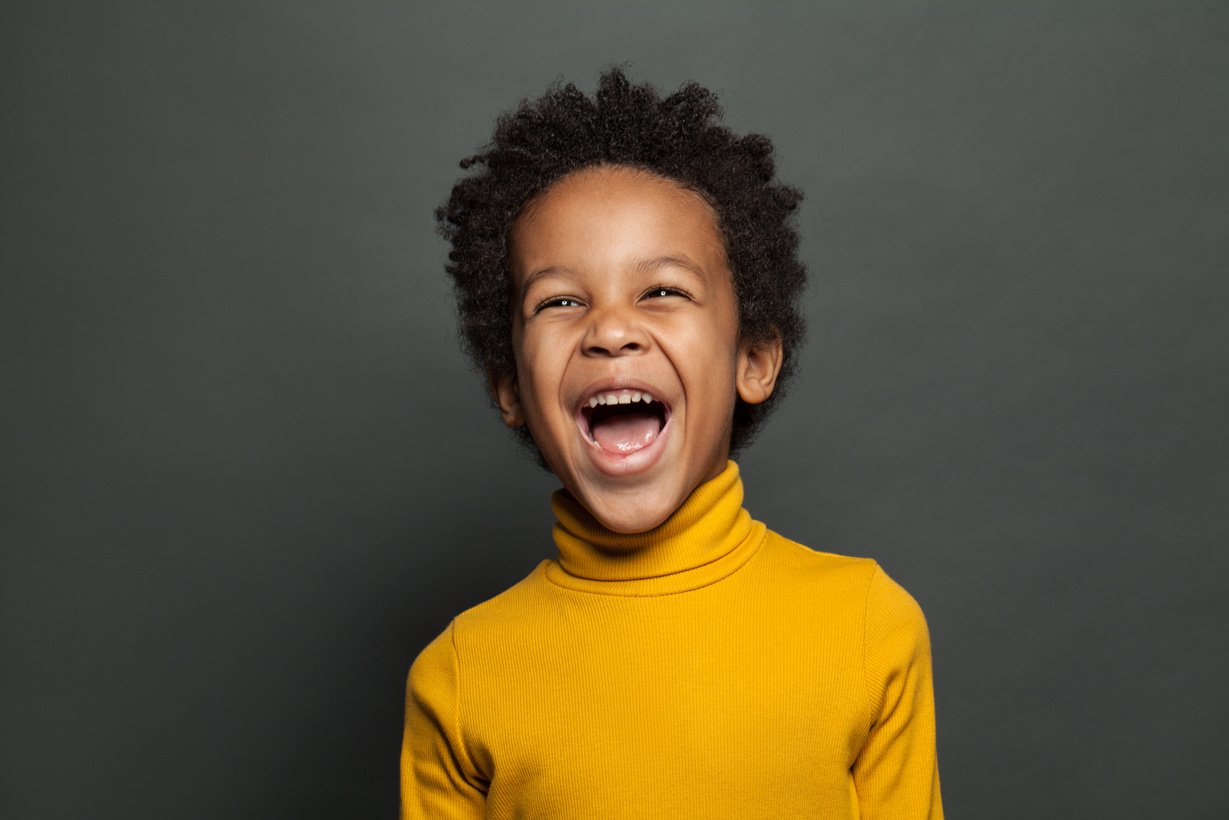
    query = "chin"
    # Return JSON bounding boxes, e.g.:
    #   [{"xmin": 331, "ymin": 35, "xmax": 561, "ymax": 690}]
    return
[
  {"xmin": 577, "ymin": 483, "xmax": 680, "ymax": 535},
  {"xmin": 591, "ymin": 507, "xmax": 671, "ymax": 535}
]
